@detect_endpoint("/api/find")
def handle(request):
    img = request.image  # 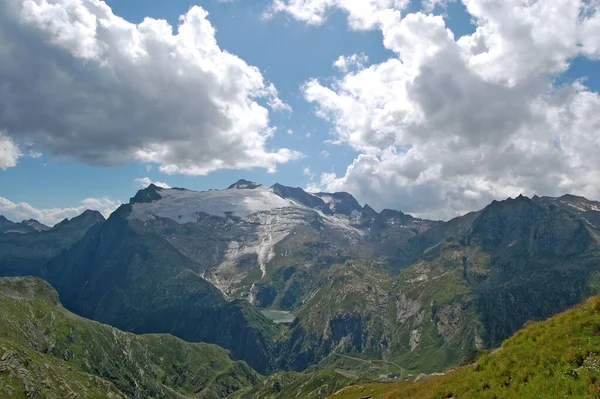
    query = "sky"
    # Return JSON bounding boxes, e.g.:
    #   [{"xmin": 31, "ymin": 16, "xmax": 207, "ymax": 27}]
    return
[{"xmin": 0, "ymin": 0, "xmax": 599, "ymax": 225}]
